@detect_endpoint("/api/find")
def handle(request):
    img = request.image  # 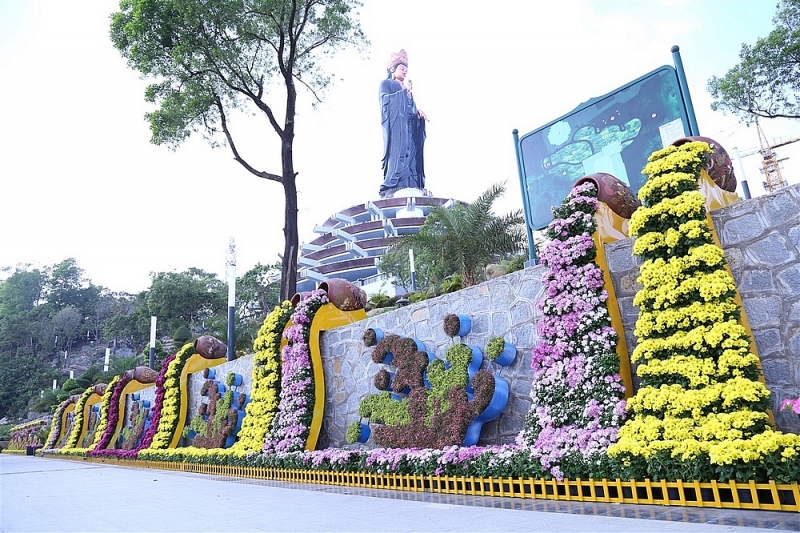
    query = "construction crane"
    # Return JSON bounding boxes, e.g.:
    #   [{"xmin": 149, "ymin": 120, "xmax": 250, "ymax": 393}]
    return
[{"xmin": 737, "ymin": 117, "xmax": 800, "ymax": 193}]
